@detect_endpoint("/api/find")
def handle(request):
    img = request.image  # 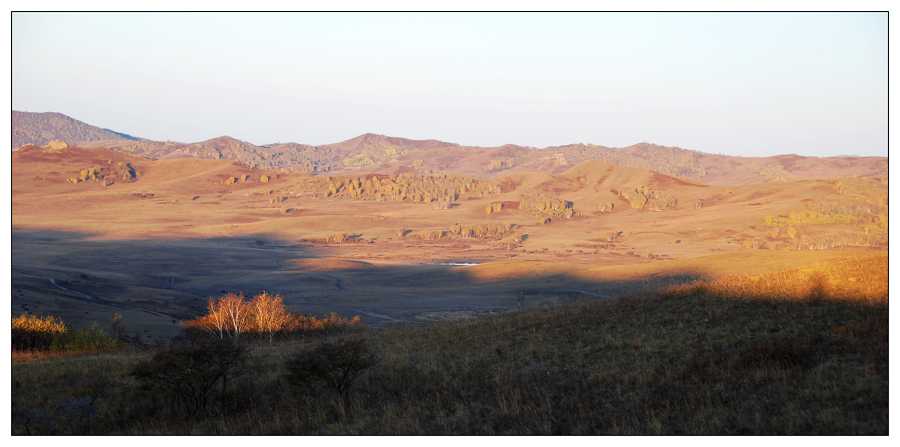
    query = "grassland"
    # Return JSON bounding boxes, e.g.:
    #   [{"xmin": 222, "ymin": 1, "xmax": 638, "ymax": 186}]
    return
[
  {"xmin": 12, "ymin": 145, "xmax": 888, "ymax": 337},
  {"xmin": 10, "ymin": 143, "xmax": 889, "ymax": 435},
  {"xmin": 11, "ymin": 254, "xmax": 887, "ymax": 435}
]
